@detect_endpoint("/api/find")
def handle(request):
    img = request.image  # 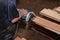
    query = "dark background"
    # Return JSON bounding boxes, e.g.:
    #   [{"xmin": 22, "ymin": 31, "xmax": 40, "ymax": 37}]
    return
[{"xmin": 16, "ymin": 0, "xmax": 60, "ymax": 16}]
